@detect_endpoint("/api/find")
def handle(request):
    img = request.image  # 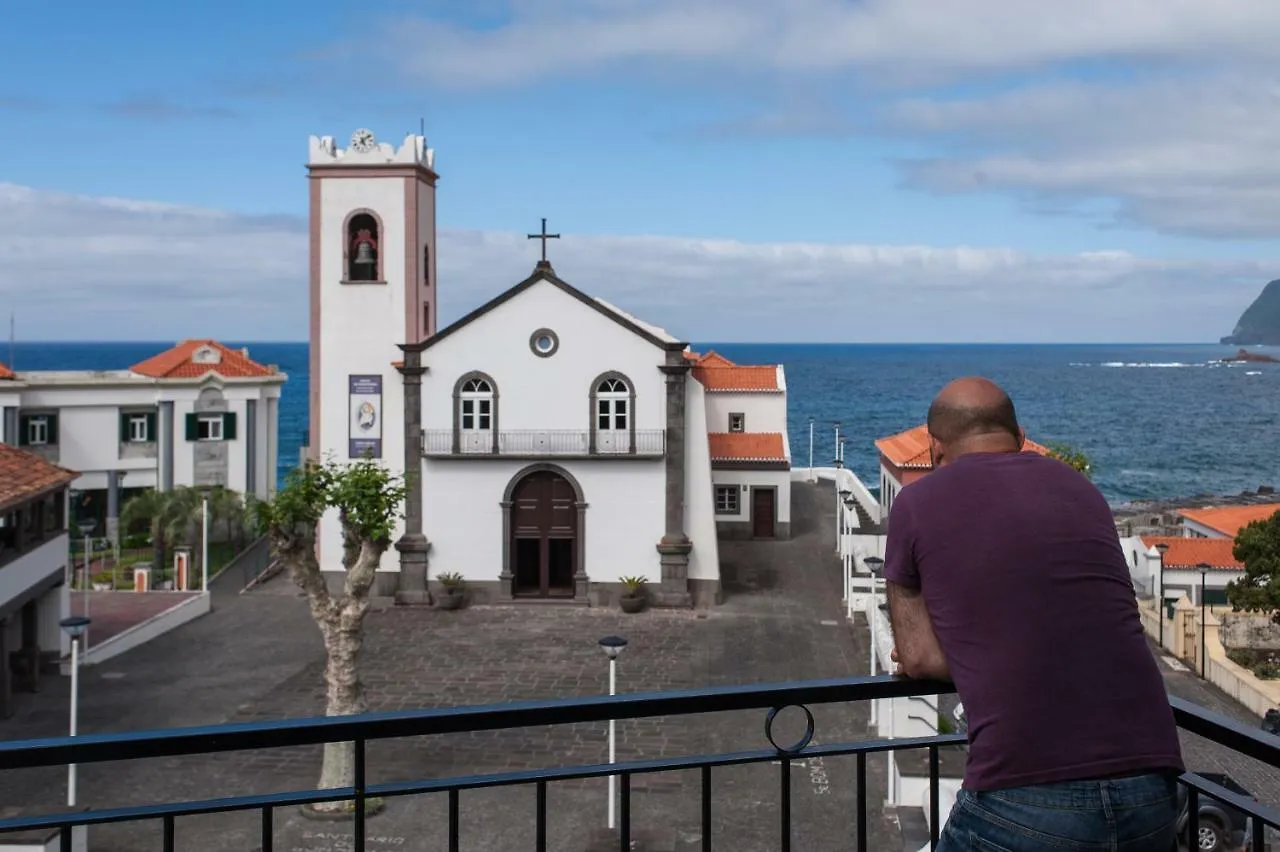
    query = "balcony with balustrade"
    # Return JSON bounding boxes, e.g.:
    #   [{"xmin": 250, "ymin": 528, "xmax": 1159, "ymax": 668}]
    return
[
  {"xmin": 420, "ymin": 429, "xmax": 666, "ymax": 460},
  {"xmin": 0, "ymin": 676, "xmax": 1276, "ymax": 852}
]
